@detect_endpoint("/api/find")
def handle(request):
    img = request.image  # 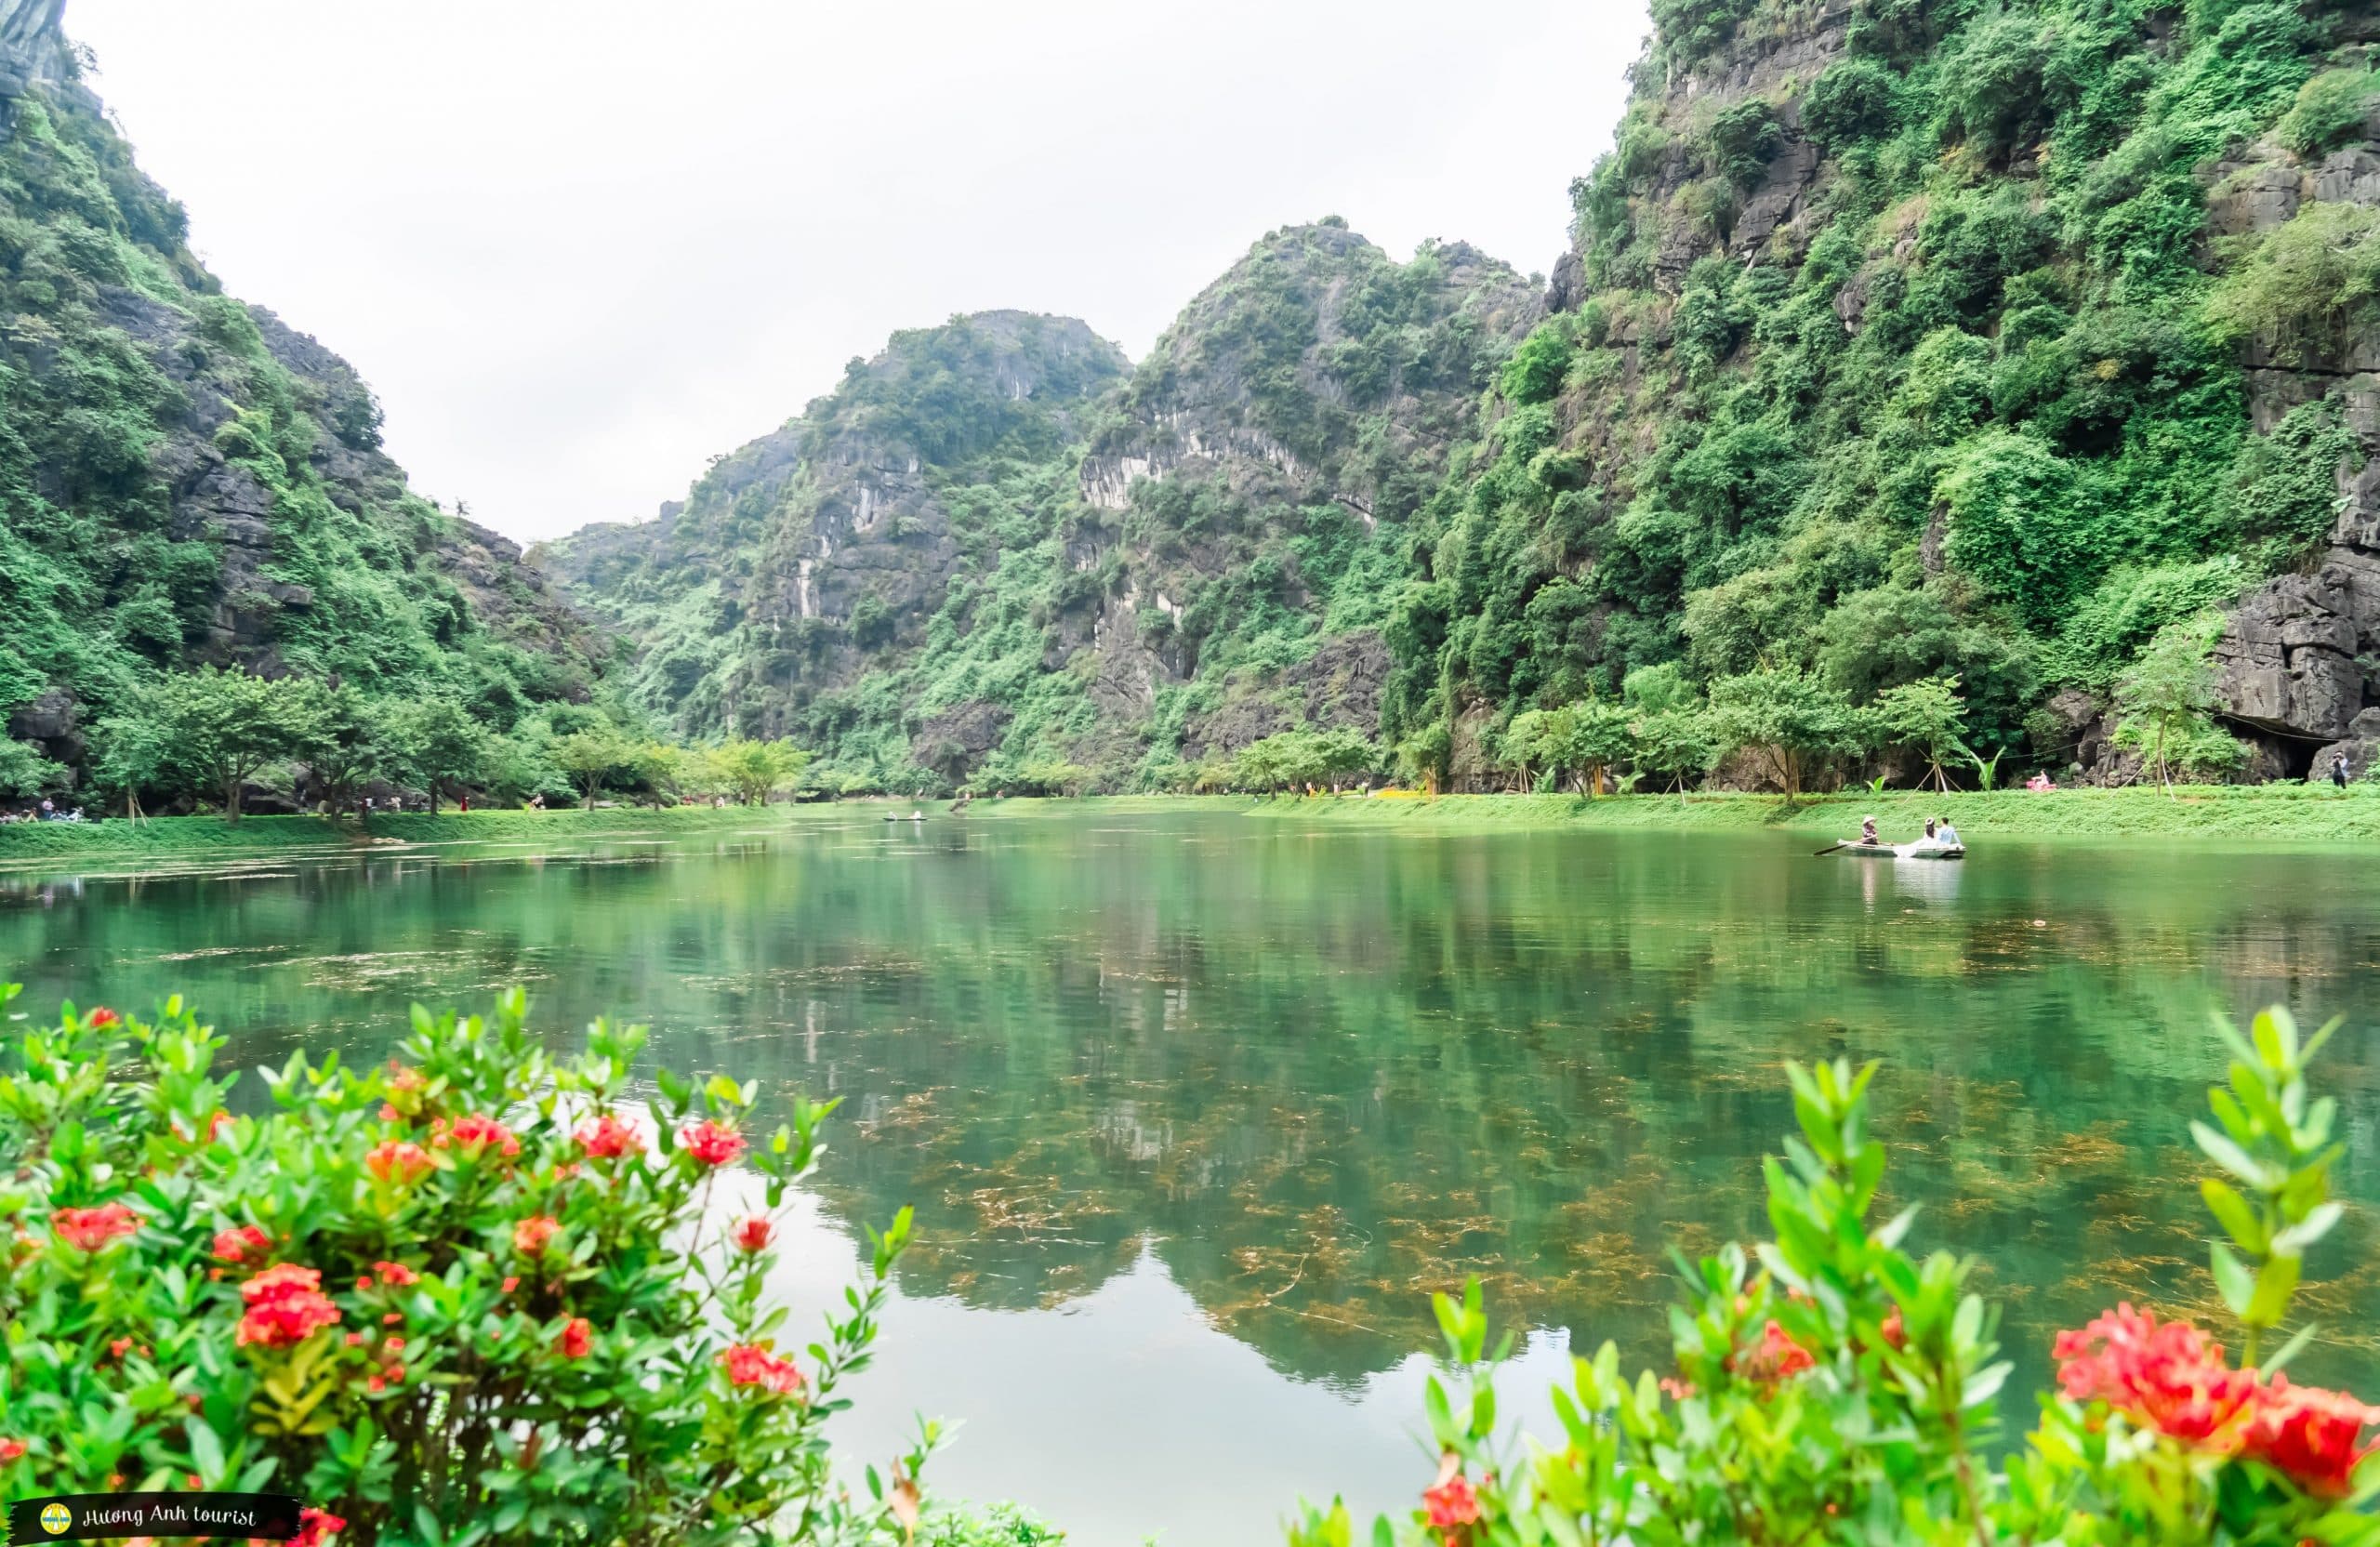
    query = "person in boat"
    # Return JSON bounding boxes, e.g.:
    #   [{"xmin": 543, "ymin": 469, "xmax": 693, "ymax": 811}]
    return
[
  {"xmin": 1922, "ymin": 818, "xmax": 1937, "ymax": 843},
  {"xmin": 1859, "ymin": 814, "xmax": 1879, "ymax": 846},
  {"xmin": 1936, "ymin": 816, "xmax": 1961, "ymax": 848}
]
